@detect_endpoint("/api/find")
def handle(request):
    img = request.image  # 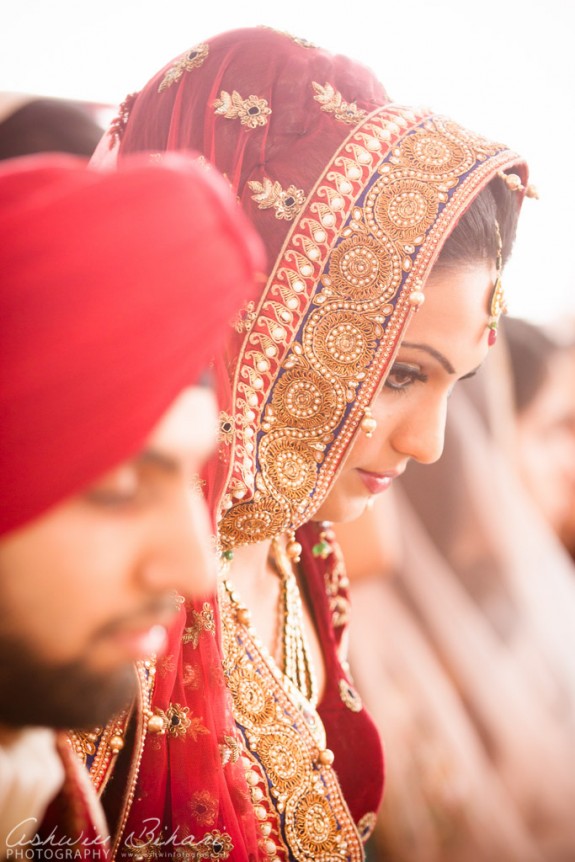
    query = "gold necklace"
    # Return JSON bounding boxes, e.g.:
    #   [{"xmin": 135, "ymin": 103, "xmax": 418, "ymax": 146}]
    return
[
  {"xmin": 269, "ymin": 537, "xmax": 318, "ymax": 706},
  {"xmin": 219, "ymin": 539, "xmax": 319, "ymax": 707}
]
